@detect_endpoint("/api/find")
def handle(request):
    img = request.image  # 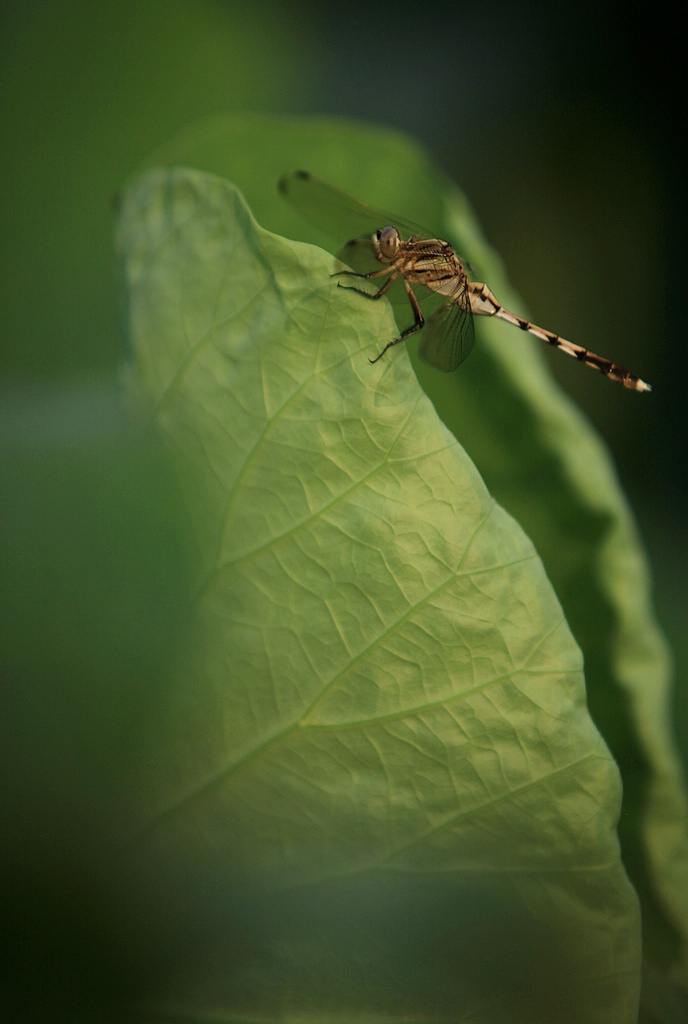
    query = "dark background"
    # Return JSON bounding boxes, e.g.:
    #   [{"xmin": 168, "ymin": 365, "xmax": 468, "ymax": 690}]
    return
[{"xmin": 1, "ymin": 1, "xmax": 685, "ymax": 1018}]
